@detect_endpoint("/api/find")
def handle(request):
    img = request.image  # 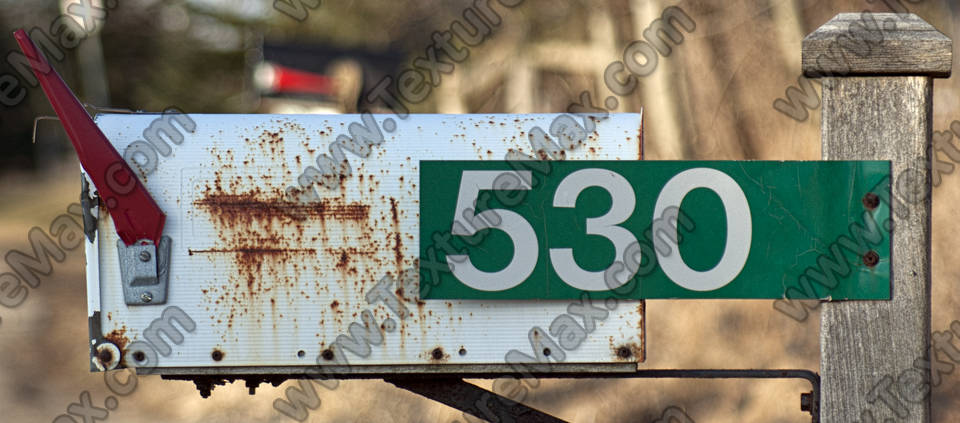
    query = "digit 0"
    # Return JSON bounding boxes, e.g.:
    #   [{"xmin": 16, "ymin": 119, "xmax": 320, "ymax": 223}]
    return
[{"xmin": 652, "ymin": 168, "xmax": 751, "ymax": 291}]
